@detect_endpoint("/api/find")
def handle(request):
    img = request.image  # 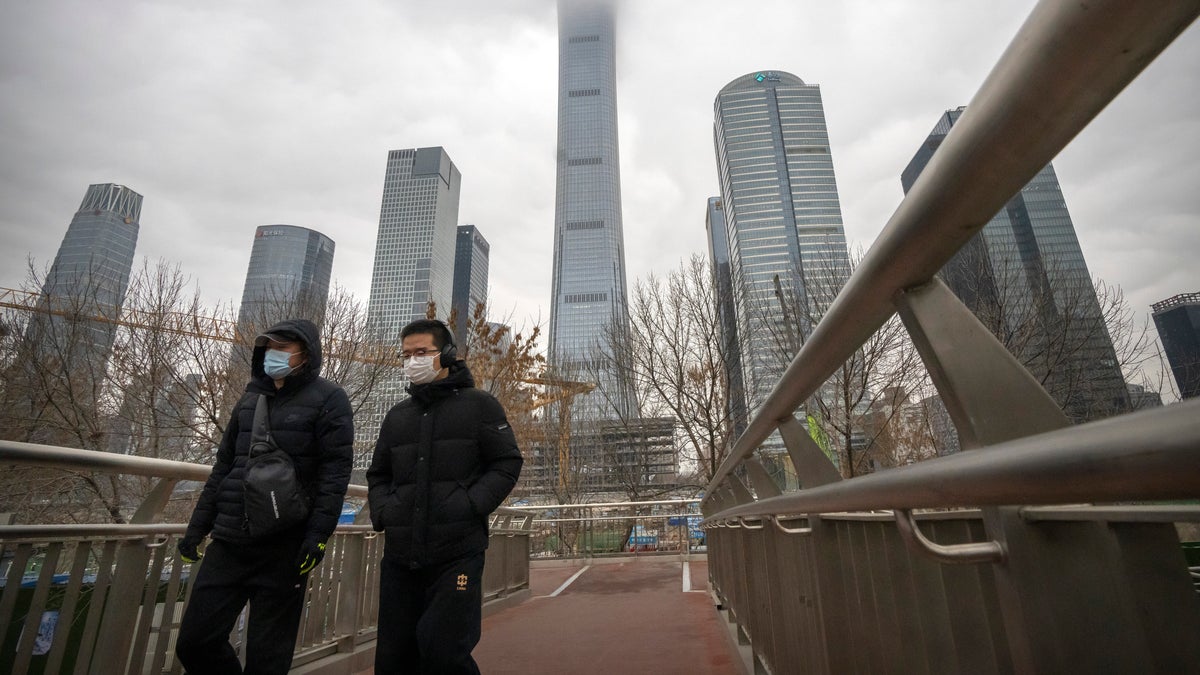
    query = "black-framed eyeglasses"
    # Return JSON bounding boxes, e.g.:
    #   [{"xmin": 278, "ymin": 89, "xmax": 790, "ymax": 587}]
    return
[{"xmin": 398, "ymin": 348, "xmax": 440, "ymax": 364}]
